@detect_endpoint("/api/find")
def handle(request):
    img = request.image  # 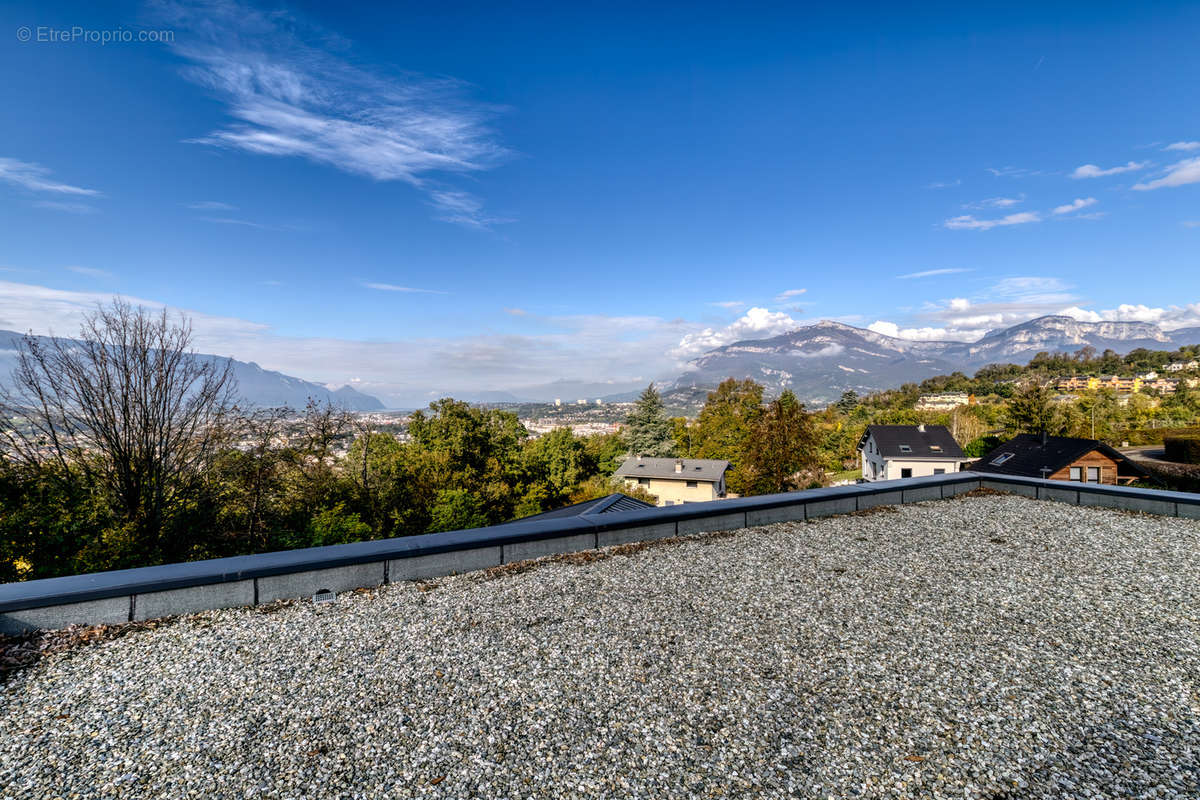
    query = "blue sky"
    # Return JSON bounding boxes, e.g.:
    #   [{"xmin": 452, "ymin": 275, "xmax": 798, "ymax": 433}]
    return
[{"xmin": 1, "ymin": 1, "xmax": 1198, "ymax": 406}]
